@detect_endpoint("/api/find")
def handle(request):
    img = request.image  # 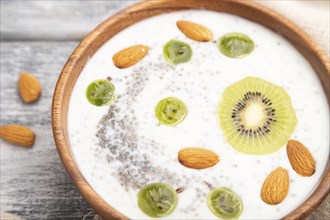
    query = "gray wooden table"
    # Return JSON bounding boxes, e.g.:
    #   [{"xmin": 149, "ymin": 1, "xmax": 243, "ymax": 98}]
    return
[{"xmin": 0, "ymin": 1, "xmax": 329, "ymax": 219}]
